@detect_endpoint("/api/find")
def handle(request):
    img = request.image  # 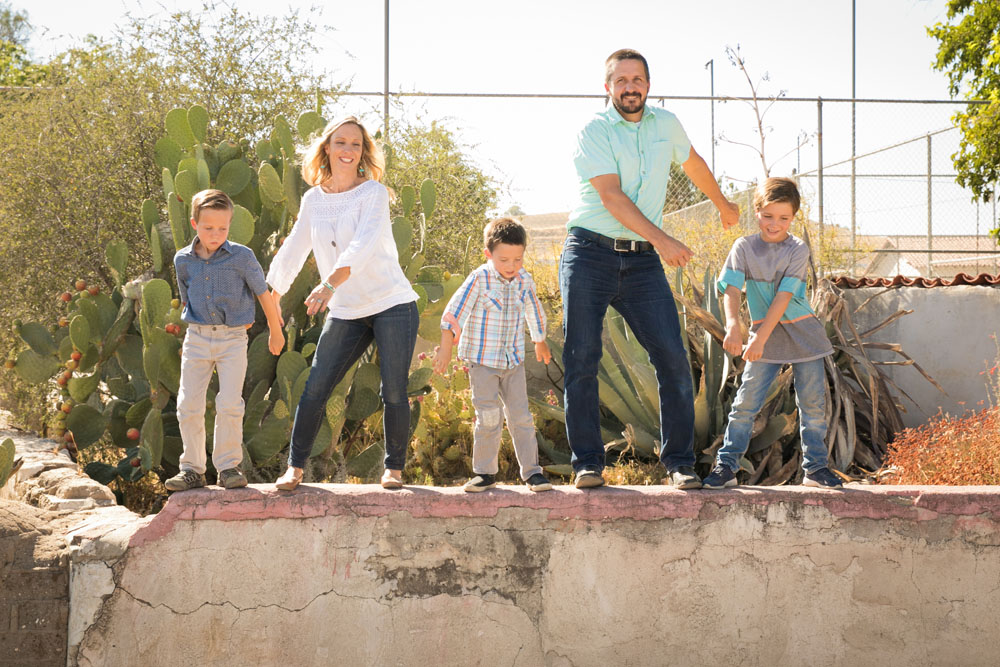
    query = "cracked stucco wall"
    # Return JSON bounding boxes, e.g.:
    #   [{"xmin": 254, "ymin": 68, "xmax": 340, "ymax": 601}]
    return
[{"xmin": 67, "ymin": 485, "xmax": 1000, "ymax": 667}]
